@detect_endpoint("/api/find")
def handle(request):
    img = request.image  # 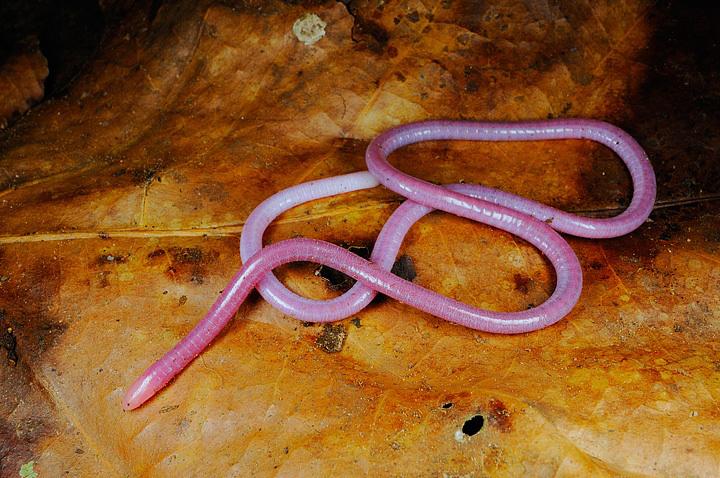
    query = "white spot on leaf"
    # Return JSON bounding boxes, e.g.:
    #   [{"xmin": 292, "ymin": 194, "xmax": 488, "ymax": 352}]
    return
[{"xmin": 292, "ymin": 13, "xmax": 327, "ymax": 46}]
